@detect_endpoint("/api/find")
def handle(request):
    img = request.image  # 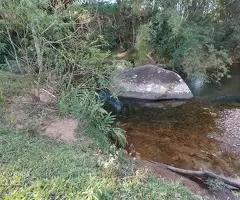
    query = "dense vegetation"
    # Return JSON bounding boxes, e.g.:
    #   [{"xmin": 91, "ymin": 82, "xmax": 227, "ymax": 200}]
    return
[
  {"xmin": 1, "ymin": 0, "xmax": 240, "ymax": 83},
  {"xmin": 0, "ymin": 1, "xmax": 239, "ymax": 199}
]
